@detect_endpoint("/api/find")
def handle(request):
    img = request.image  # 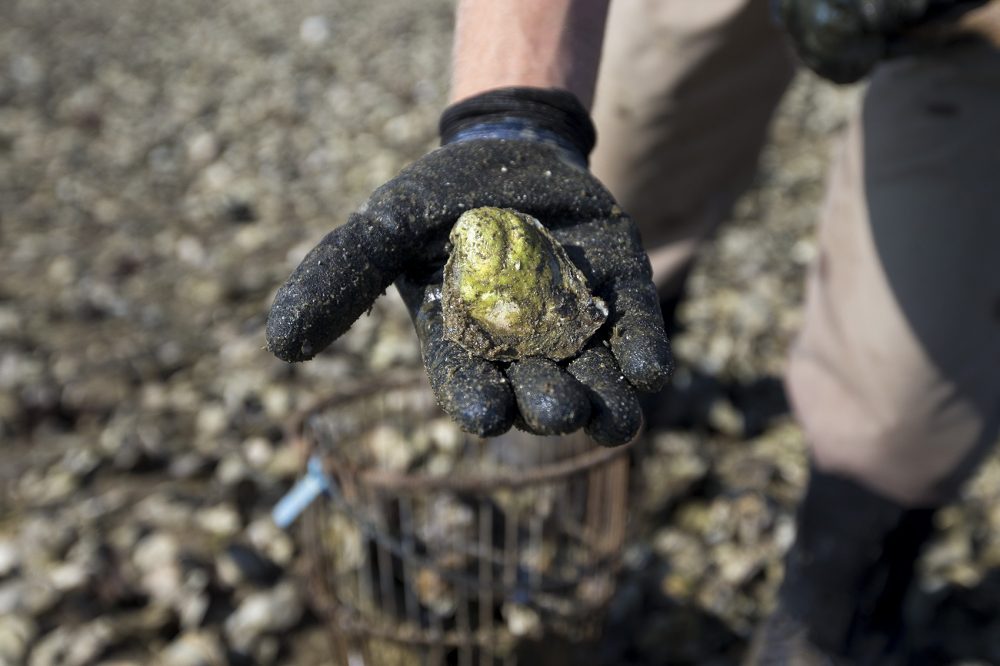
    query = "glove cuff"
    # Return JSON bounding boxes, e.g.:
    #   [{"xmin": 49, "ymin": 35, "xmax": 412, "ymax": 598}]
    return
[{"xmin": 439, "ymin": 87, "xmax": 597, "ymax": 166}]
